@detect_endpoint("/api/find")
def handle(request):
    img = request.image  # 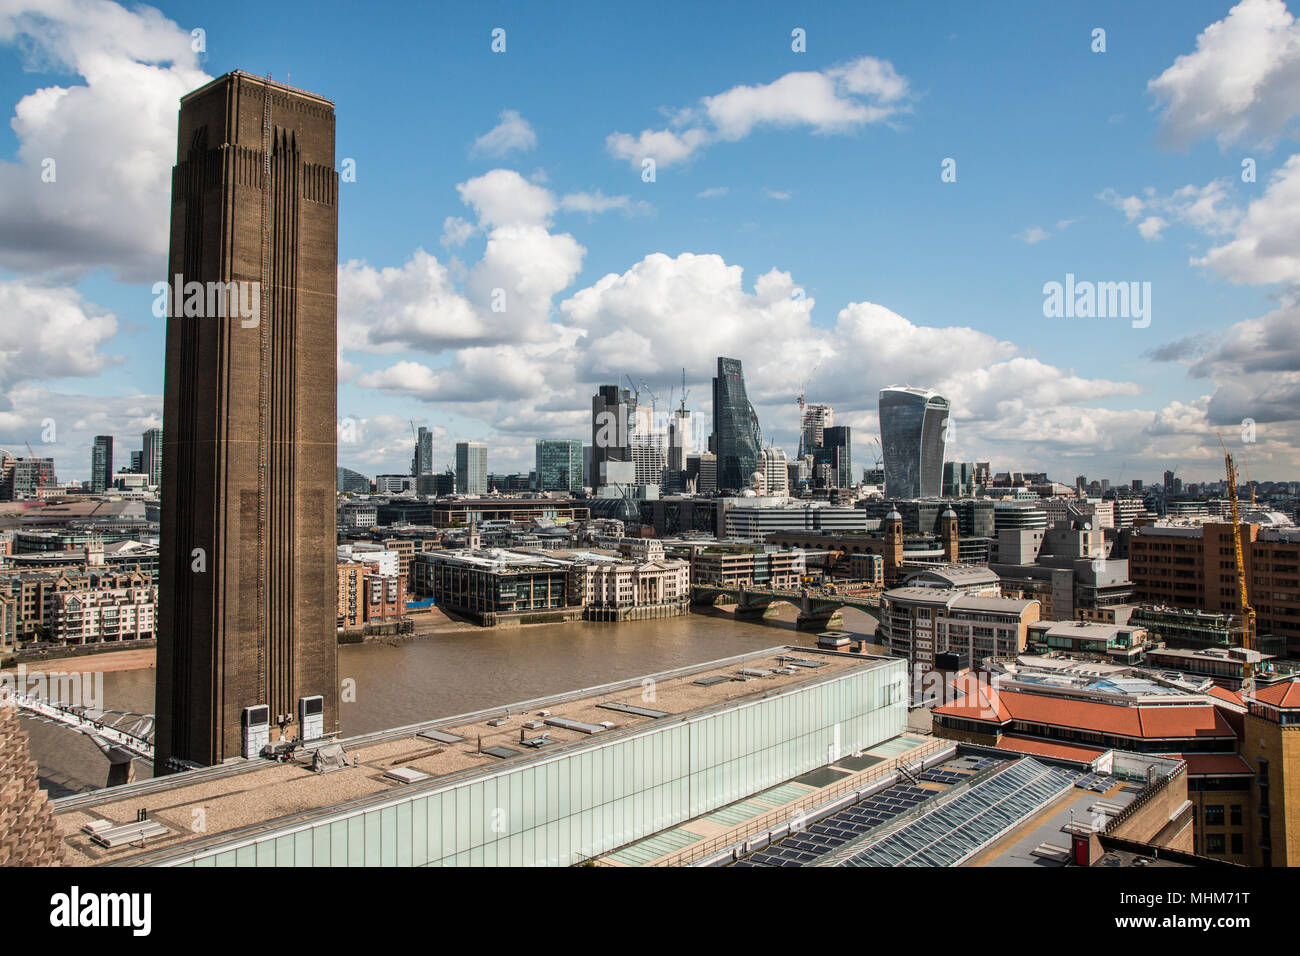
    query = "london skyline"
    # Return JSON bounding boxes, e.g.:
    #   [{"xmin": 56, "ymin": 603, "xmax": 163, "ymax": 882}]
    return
[{"xmin": 1, "ymin": 0, "xmax": 1299, "ymax": 484}]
